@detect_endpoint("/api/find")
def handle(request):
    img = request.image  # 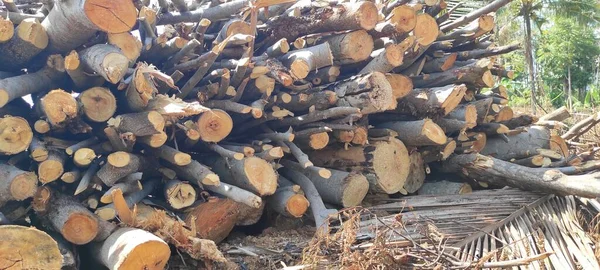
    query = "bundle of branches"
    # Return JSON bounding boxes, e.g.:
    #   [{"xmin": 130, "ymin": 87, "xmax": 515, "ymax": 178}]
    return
[{"xmin": 0, "ymin": 0, "xmax": 599, "ymax": 269}]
